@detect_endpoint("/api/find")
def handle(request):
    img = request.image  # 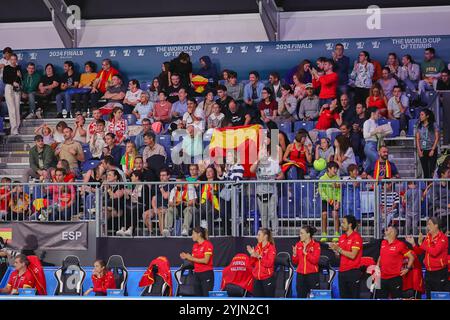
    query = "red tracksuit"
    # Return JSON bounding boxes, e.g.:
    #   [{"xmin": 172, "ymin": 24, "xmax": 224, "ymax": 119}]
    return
[
  {"xmin": 413, "ymin": 231, "xmax": 448, "ymax": 272},
  {"xmin": 92, "ymin": 271, "xmax": 116, "ymax": 294},
  {"xmin": 250, "ymin": 242, "xmax": 277, "ymax": 280},
  {"xmin": 292, "ymin": 240, "xmax": 321, "ymax": 274}
]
